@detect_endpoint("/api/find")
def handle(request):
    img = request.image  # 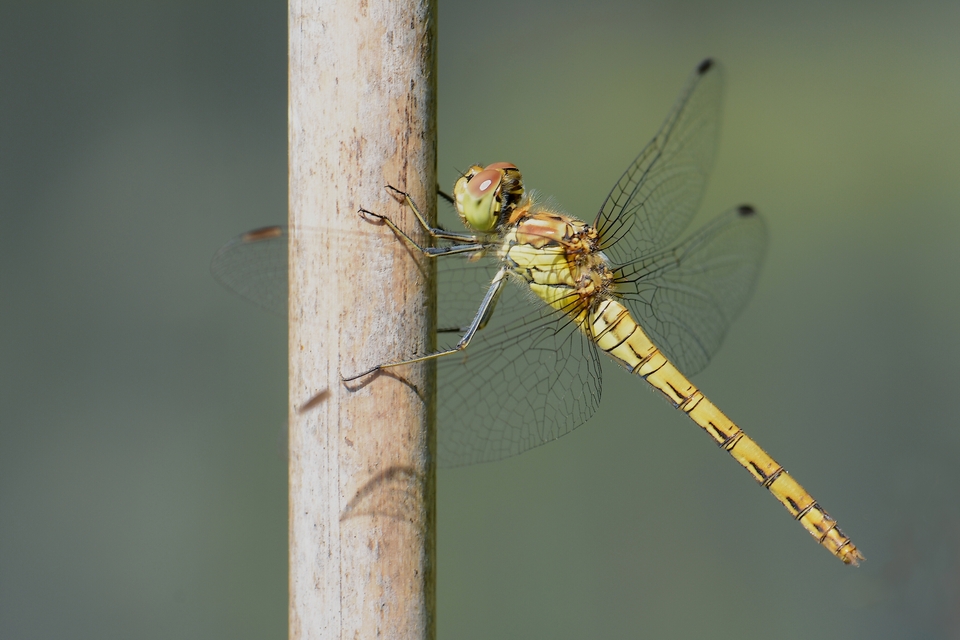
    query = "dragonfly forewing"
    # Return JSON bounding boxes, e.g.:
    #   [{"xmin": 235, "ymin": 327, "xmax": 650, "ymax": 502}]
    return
[{"xmin": 596, "ymin": 58, "xmax": 723, "ymax": 264}]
